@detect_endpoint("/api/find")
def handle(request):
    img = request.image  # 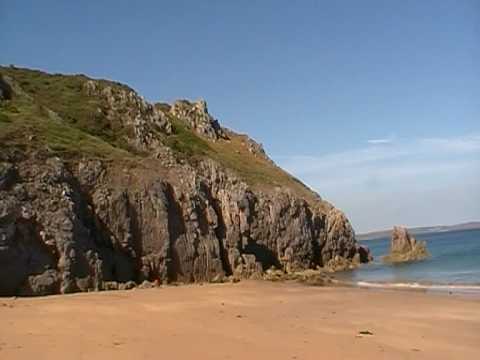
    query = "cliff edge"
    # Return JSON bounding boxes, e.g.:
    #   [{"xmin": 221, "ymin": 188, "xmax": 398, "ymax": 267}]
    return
[{"xmin": 0, "ymin": 66, "xmax": 367, "ymax": 296}]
